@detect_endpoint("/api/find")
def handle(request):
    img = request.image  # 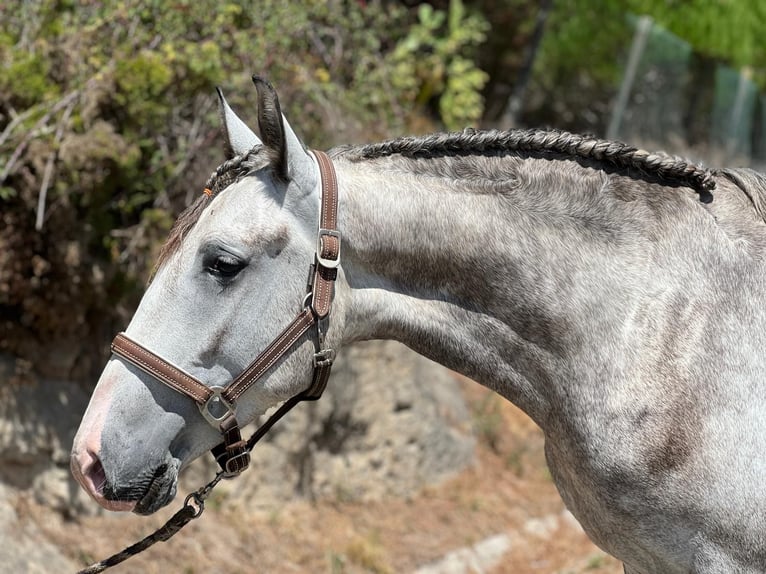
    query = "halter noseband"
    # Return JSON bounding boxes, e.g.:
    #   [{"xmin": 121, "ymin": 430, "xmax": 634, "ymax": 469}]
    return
[{"xmin": 109, "ymin": 150, "xmax": 340, "ymax": 477}]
